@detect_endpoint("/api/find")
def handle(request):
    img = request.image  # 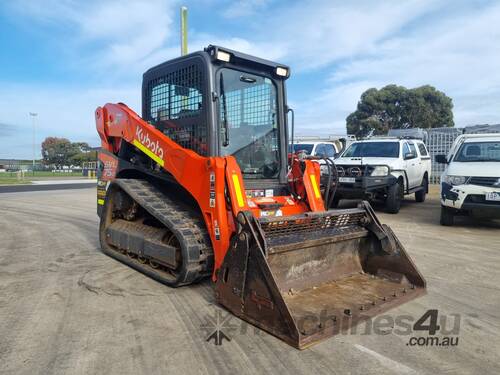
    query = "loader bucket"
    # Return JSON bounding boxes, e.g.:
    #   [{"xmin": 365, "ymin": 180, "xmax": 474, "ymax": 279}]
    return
[{"xmin": 215, "ymin": 202, "xmax": 426, "ymax": 349}]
